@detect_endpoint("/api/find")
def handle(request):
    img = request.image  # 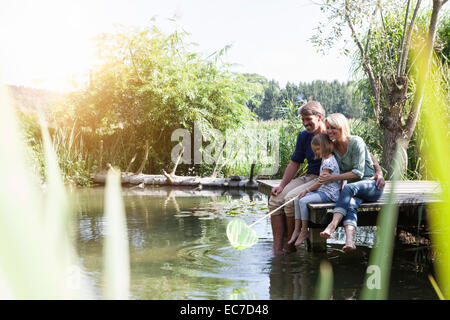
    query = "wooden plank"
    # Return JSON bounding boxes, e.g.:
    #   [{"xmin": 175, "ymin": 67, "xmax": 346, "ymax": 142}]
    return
[{"xmin": 257, "ymin": 179, "xmax": 441, "ymax": 195}]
